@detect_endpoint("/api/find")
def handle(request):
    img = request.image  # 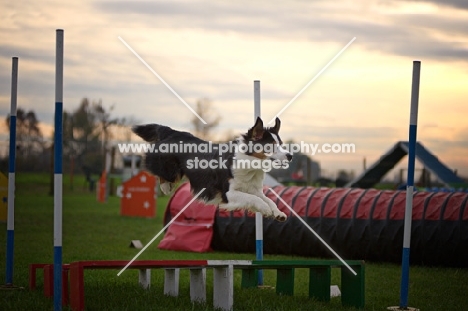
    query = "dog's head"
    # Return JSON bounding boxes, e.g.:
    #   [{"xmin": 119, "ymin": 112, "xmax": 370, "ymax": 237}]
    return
[{"xmin": 241, "ymin": 117, "xmax": 292, "ymax": 162}]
